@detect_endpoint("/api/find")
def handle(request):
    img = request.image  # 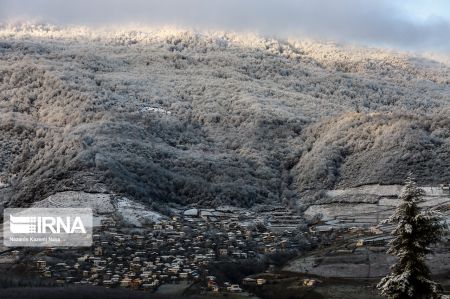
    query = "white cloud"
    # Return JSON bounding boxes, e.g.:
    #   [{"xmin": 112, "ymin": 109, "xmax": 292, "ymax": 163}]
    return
[{"xmin": 0, "ymin": 0, "xmax": 449, "ymax": 51}]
